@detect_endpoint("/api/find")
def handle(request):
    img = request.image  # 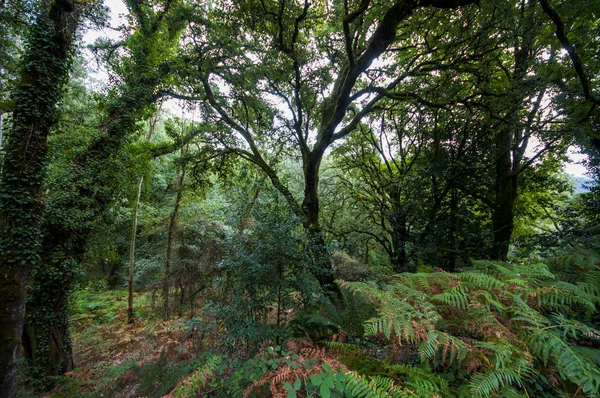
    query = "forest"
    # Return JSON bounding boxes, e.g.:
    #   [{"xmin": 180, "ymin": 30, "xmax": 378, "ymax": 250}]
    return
[{"xmin": 1, "ymin": 0, "xmax": 600, "ymax": 396}]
